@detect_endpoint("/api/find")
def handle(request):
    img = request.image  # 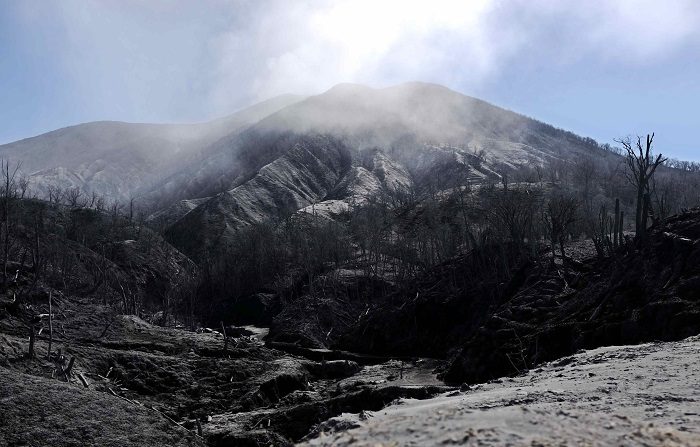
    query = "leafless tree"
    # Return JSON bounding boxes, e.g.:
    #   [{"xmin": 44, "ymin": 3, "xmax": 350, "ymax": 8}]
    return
[
  {"xmin": 18, "ymin": 175, "xmax": 29, "ymax": 199},
  {"xmin": 66, "ymin": 187, "xmax": 83, "ymax": 208},
  {"xmin": 543, "ymin": 194, "xmax": 579, "ymax": 260},
  {"xmin": 95, "ymin": 195, "xmax": 106, "ymax": 212},
  {"xmin": 47, "ymin": 185, "xmax": 64, "ymax": 205},
  {"xmin": 574, "ymin": 155, "xmax": 597, "ymax": 210},
  {"xmin": 616, "ymin": 133, "xmax": 667, "ymax": 242},
  {"xmin": 0, "ymin": 160, "xmax": 21, "ymax": 288}
]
